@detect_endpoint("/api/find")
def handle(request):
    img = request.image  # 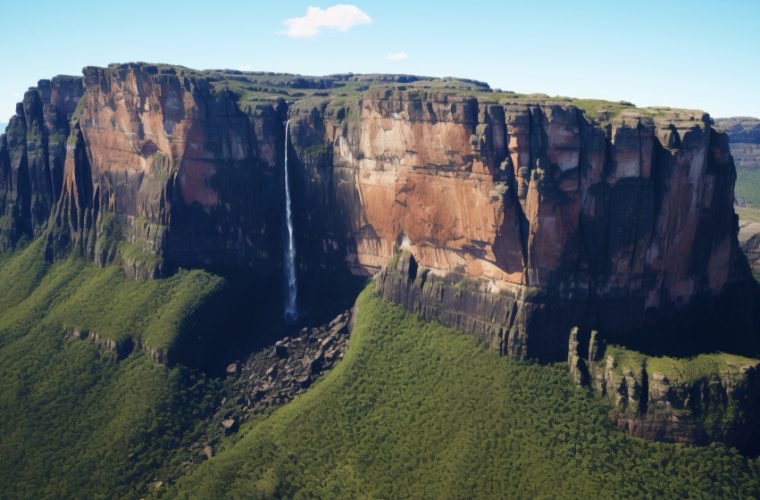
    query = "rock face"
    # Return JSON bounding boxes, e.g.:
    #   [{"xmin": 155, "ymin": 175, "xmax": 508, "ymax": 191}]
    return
[
  {"xmin": 1, "ymin": 63, "xmax": 758, "ymax": 363},
  {"xmin": 223, "ymin": 310, "xmax": 351, "ymax": 417},
  {"xmin": 44, "ymin": 64, "xmax": 286, "ymax": 278},
  {"xmin": 190, "ymin": 310, "xmax": 352, "ymax": 461},
  {"xmin": 362, "ymin": 99, "xmax": 758, "ymax": 359},
  {"xmin": 568, "ymin": 327, "xmax": 760, "ymax": 452},
  {"xmin": 0, "ymin": 77, "xmax": 83, "ymax": 250},
  {"xmin": 715, "ymin": 117, "xmax": 760, "ymax": 170},
  {"xmin": 65, "ymin": 327, "xmax": 169, "ymax": 364}
]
